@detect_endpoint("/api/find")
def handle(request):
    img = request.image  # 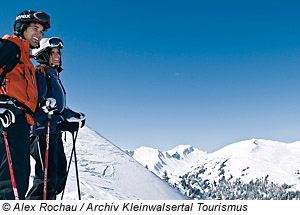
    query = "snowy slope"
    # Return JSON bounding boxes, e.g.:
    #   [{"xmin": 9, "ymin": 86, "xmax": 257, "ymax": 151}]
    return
[
  {"xmin": 129, "ymin": 139, "xmax": 300, "ymax": 190},
  {"xmin": 29, "ymin": 126, "xmax": 186, "ymax": 200},
  {"xmin": 197, "ymin": 139, "xmax": 300, "ymax": 190}
]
